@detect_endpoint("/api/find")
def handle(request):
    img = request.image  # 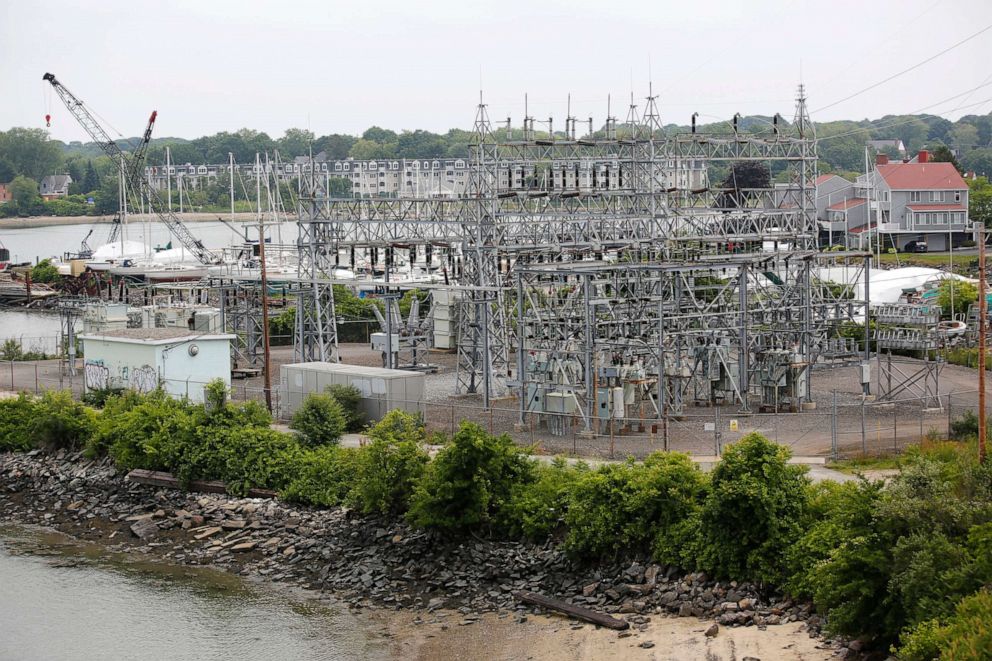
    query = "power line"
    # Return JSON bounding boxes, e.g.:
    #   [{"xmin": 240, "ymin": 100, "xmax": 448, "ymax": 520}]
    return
[{"xmin": 813, "ymin": 22, "xmax": 992, "ymax": 114}]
